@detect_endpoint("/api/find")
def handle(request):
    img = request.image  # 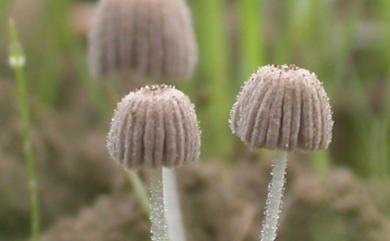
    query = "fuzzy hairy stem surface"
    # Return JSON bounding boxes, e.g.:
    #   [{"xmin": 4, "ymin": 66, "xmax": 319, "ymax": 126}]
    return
[
  {"xmin": 150, "ymin": 169, "xmax": 169, "ymax": 241},
  {"xmin": 260, "ymin": 152, "xmax": 288, "ymax": 241},
  {"xmin": 150, "ymin": 168, "xmax": 187, "ymax": 241}
]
